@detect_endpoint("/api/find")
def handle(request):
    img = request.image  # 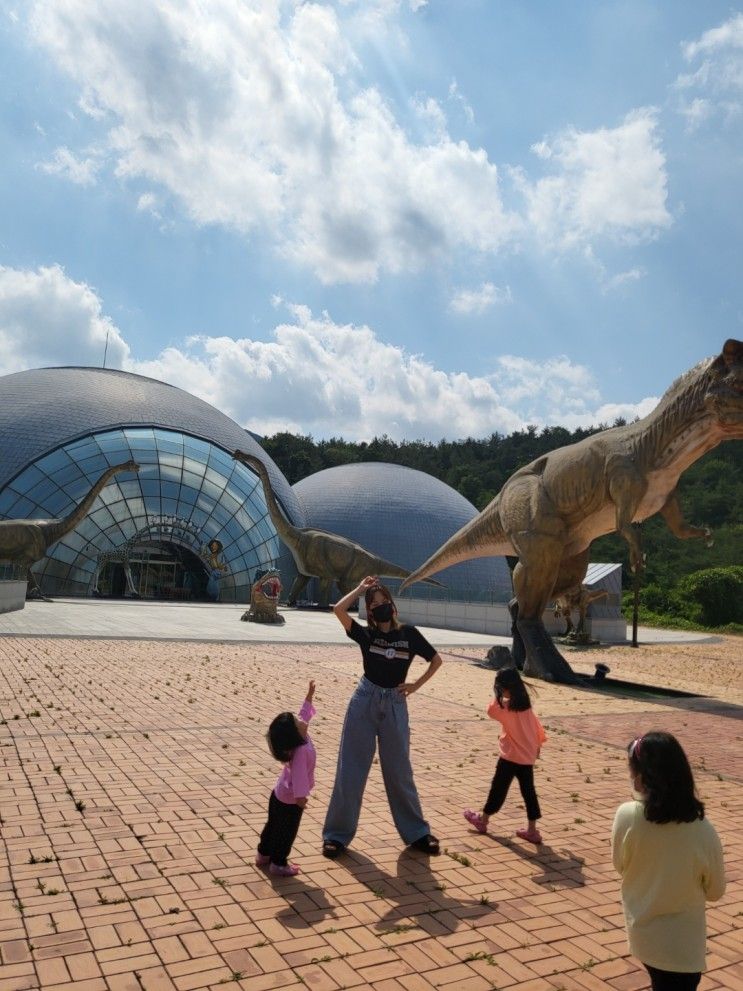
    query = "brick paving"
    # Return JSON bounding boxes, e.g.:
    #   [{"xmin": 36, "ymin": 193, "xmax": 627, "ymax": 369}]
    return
[{"xmin": 0, "ymin": 632, "xmax": 740, "ymax": 991}]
